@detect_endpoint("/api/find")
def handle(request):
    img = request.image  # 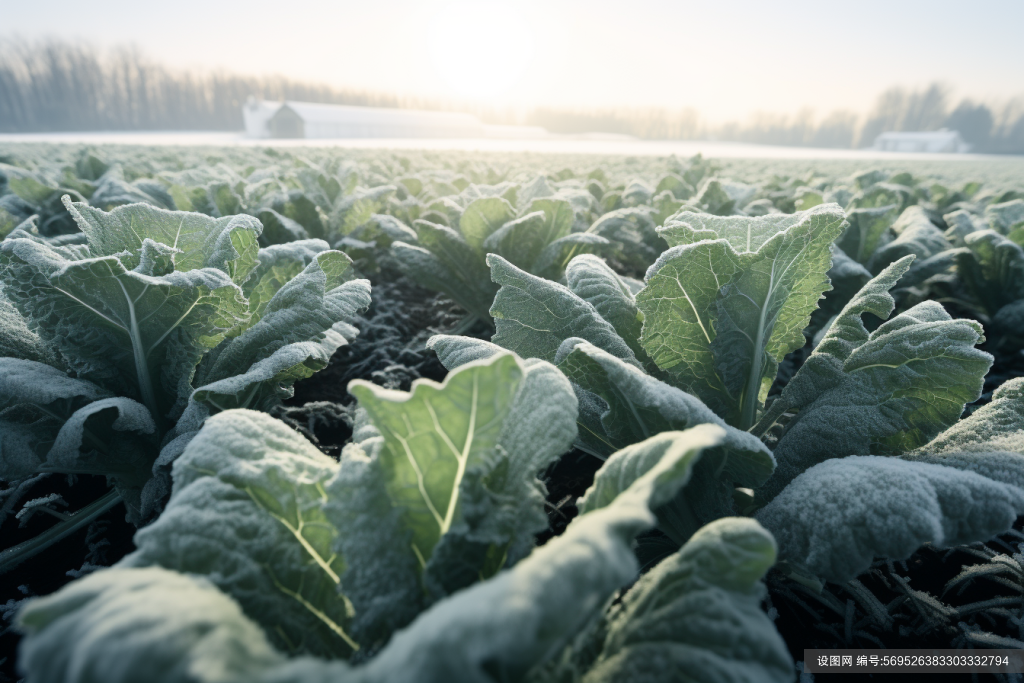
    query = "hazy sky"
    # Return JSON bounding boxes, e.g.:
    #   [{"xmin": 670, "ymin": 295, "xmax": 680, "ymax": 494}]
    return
[{"xmin": 4, "ymin": 0, "xmax": 1023, "ymax": 122}]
